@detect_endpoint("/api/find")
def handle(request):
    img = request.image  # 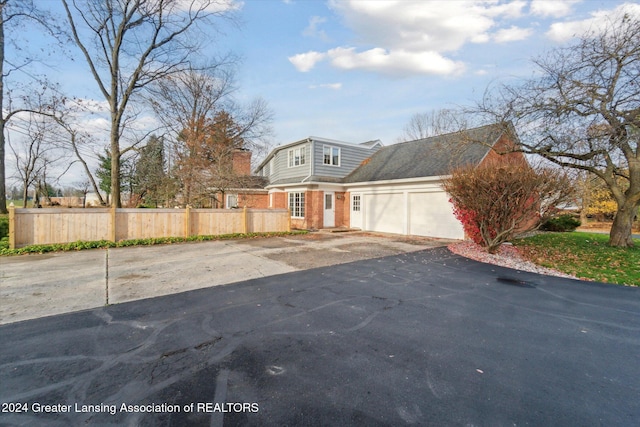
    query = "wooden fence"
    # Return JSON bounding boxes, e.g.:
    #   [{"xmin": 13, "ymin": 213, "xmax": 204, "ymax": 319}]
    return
[{"xmin": 8, "ymin": 207, "xmax": 290, "ymax": 249}]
